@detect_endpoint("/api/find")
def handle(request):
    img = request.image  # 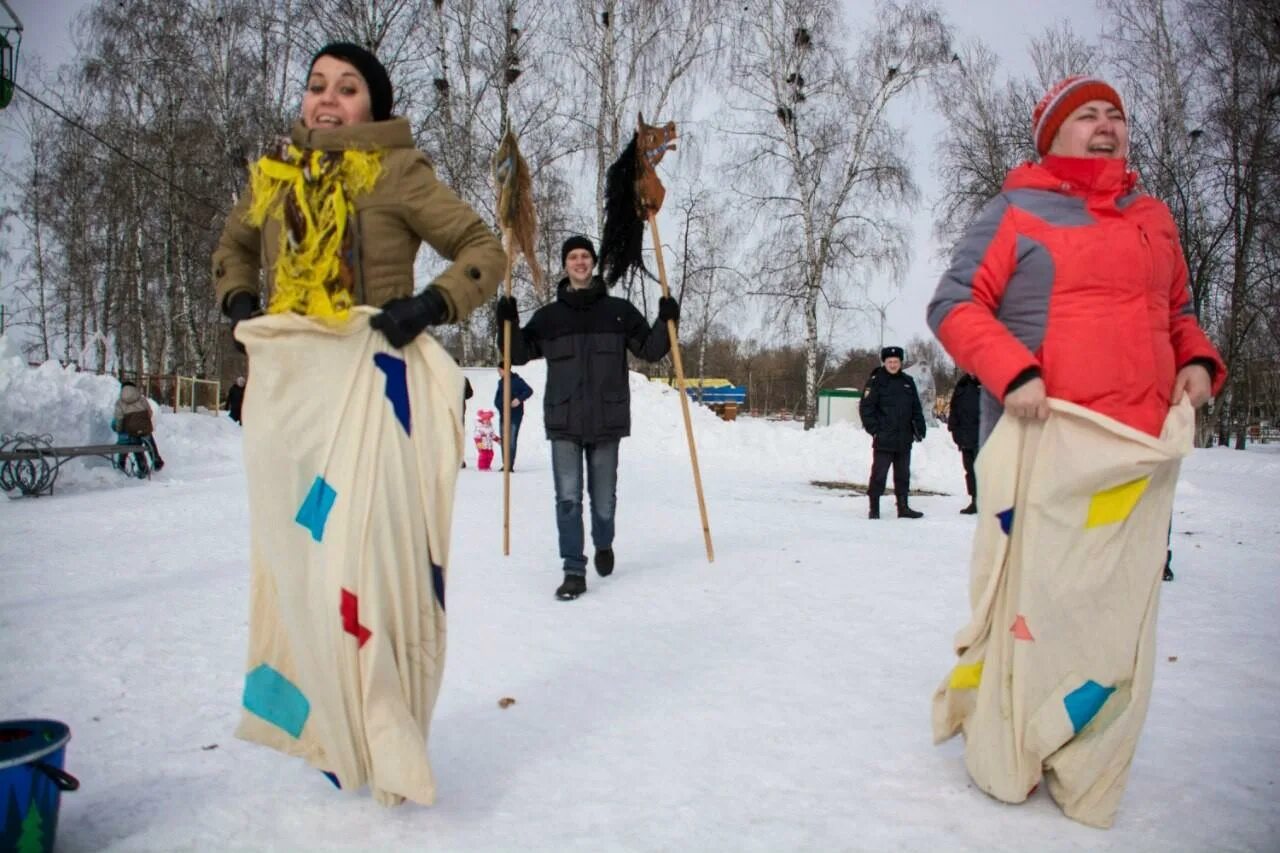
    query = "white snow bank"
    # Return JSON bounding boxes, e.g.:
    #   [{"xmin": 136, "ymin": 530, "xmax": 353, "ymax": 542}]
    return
[{"xmin": 0, "ymin": 334, "xmax": 245, "ymax": 493}]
